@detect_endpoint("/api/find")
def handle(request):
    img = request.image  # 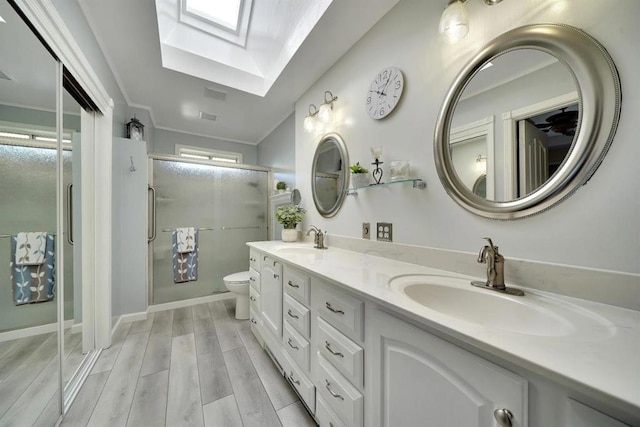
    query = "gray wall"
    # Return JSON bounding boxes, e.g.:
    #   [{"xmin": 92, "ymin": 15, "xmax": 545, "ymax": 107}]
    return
[
  {"xmin": 296, "ymin": 0, "xmax": 640, "ymax": 276},
  {"xmin": 0, "ymin": 104, "xmax": 80, "ymax": 131},
  {"xmin": 258, "ymin": 112, "xmax": 296, "ymax": 189},
  {"xmin": 153, "ymin": 128, "xmax": 258, "ymax": 164}
]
